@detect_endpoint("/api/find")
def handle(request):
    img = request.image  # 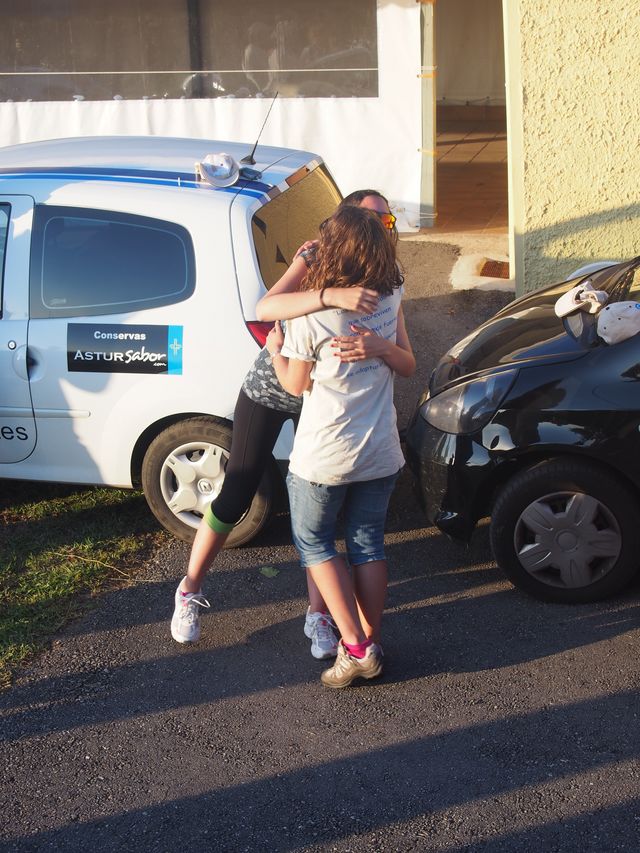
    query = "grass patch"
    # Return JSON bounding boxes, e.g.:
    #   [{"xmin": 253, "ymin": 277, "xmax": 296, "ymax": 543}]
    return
[{"xmin": 0, "ymin": 481, "xmax": 167, "ymax": 689}]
